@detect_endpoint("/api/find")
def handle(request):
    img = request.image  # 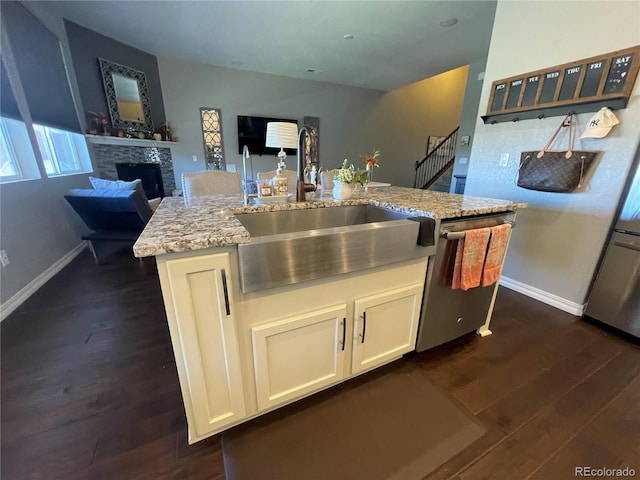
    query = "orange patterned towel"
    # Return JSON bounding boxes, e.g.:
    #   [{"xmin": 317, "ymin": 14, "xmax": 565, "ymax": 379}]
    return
[
  {"xmin": 482, "ymin": 223, "xmax": 512, "ymax": 287},
  {"xmin": 452, "ymin": 227, "xmax": 491, "ymax": 291},
  {"xmin": 451, "ymin": 239, "xmax": 464, "ymax": 290}
]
